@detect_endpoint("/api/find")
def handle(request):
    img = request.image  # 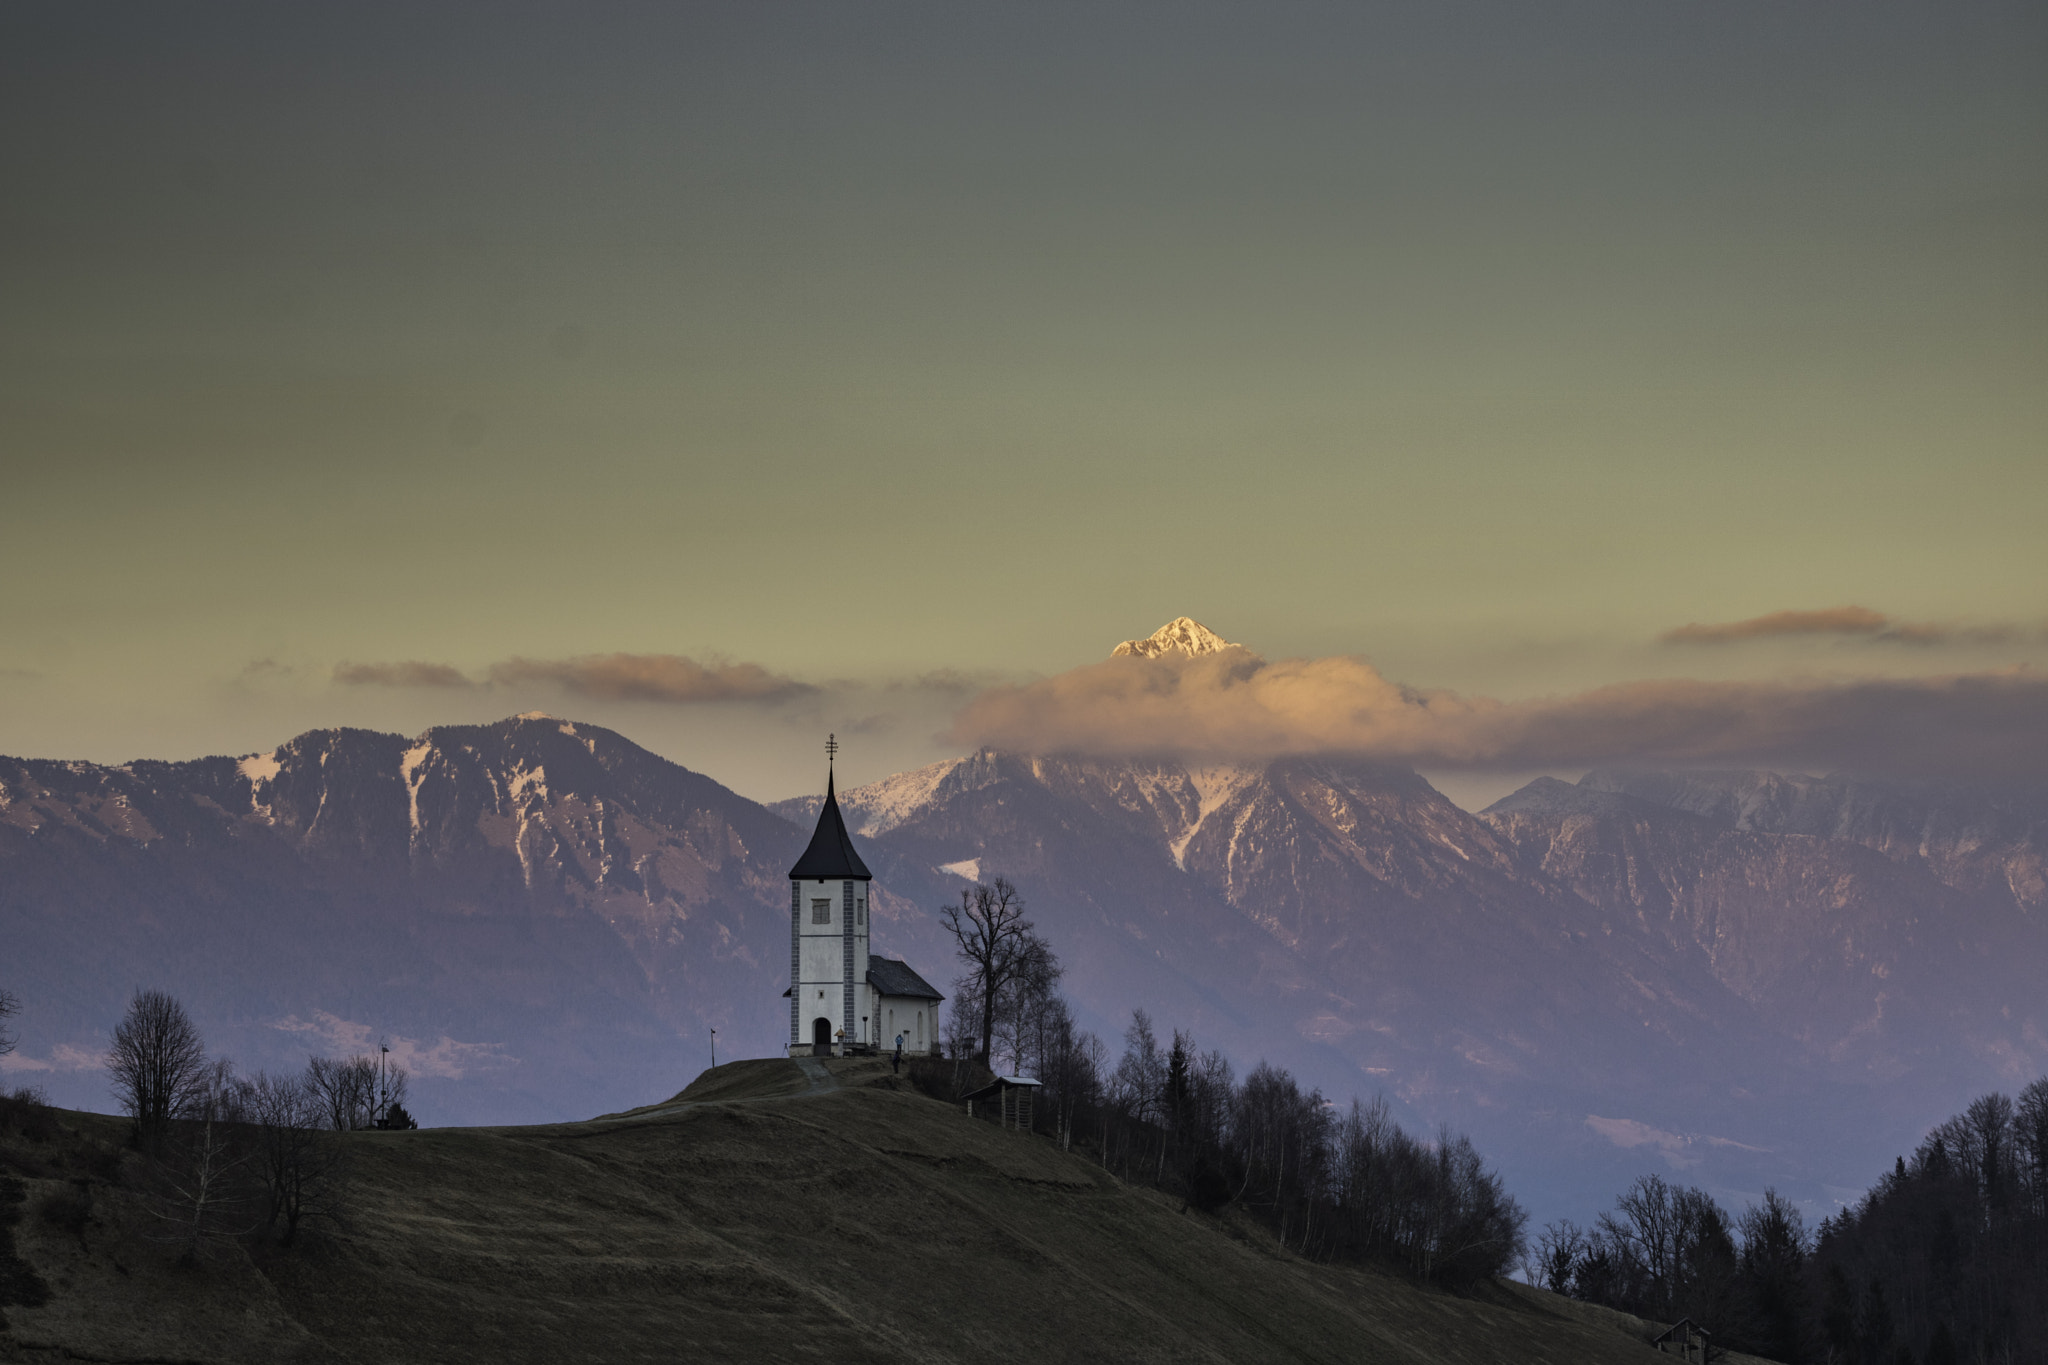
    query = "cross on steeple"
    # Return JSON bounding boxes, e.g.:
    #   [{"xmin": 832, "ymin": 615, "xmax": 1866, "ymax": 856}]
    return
[{"xmin": 825, "ymin": 733, "xmax": 838, "ymax": 766}]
